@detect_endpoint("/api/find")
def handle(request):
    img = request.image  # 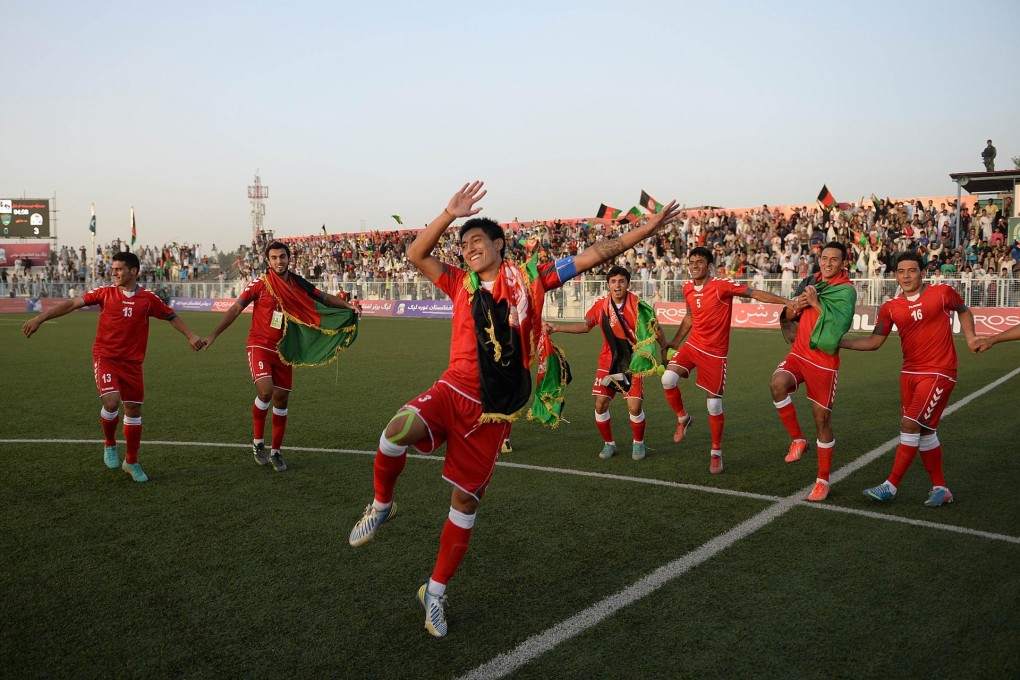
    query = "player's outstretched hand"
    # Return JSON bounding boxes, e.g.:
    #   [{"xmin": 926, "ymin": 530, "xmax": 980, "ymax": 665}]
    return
[
  {"xmin": 970, "ymin": 337, "xmax": 990, "ymax": 353},
  {"xmin": 542, "ymin": 322, "xmax": 555, "ymax": 335},
  {"xmin": 642, "ymin": 201, "xmax": 682, "ymax": 235},
  {"xmin": 188, "ymin": 336, "xmax": 205, "ymax": 352},
  {"xmin": 200, "ymin": 336, "xmax": 215, "ymax": 350},
  {"xmin": 446, "ymin": 181, "xmax": 487, "ymax": 218},
  {"xmin": 22, "ymin": 317, "xmax": 42, "ymax": 338},
  {"xmin": 352, "ymin": 302, "xmax": 363, "ymax": 317}
]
